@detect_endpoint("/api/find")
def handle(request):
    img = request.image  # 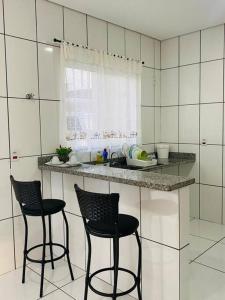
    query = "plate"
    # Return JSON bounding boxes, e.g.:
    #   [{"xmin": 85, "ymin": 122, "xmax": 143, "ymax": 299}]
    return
[
  {"xmin": 45, "ymin": 161, "xmax": 64, "ymax": 166},
  {"xmin": 122, "ymin": 143, "xmax": 130, "ymax": 157}
]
